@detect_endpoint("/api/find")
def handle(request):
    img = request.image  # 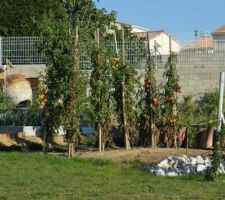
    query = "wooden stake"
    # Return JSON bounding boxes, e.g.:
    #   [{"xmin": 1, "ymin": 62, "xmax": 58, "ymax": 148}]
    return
[
  {"xmin": 122, "ymin": 28, "xmax": 130, "ymax": 150},
  {"xmin": 99, "ymin": 125, "xmax": 102, "ymax": 152}
]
